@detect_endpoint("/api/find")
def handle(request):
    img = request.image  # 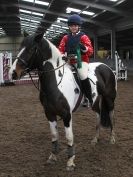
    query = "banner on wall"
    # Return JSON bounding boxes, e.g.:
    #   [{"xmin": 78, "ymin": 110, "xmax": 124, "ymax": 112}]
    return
[{"xmin": 0, "ymin": 52, "xmax": 13, "ymax": 86}]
